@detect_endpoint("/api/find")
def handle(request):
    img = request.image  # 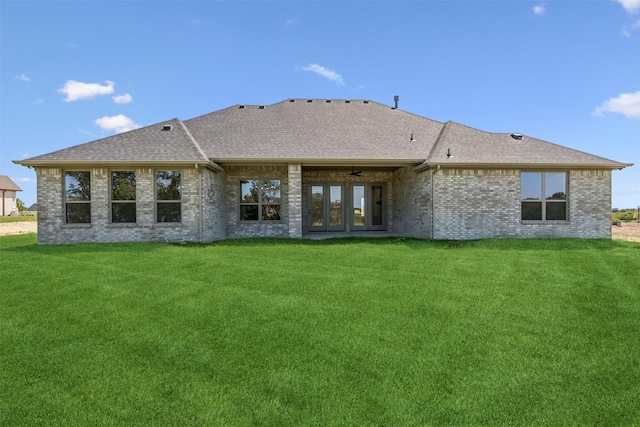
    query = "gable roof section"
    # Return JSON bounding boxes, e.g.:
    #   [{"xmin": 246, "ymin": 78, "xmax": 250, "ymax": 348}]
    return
[
  {"xmin": 15, "ymin": 118, "xmax": 212, "ymax": 167},
  {"xmin": 421, "ymin": 121, "xmax": 631, "ymax": 170},
  {"xmin": 0, "ymin": 175, "xmax": 22, "ymax": 191},
  {"xmin": 184, "ymin": 99, "xmax": 444, "ymax": 163}
]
